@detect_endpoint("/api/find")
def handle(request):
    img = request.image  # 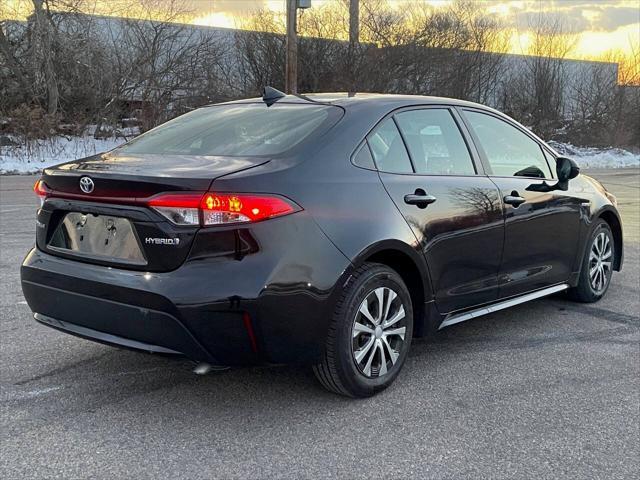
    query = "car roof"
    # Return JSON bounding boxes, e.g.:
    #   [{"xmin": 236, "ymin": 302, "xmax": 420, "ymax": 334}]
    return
[{"xmin": 218, "ymin": 92, "xmax": 496, "ymax": 112}]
